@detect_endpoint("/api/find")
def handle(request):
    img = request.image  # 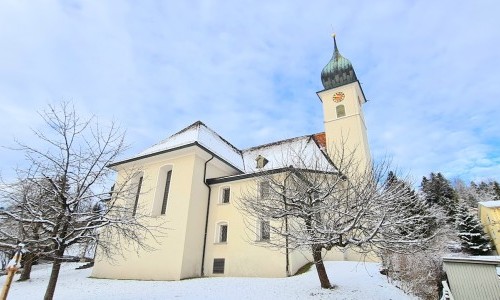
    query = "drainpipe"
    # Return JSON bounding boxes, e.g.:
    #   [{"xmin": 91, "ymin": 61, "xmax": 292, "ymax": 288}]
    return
[
  {"xmin": 201, "ymin": 155, "xmax": 214, "ymax": 277},
  {"xmin": 284, "ymin": 173, "xmax": 290, "ymax": 276}
]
